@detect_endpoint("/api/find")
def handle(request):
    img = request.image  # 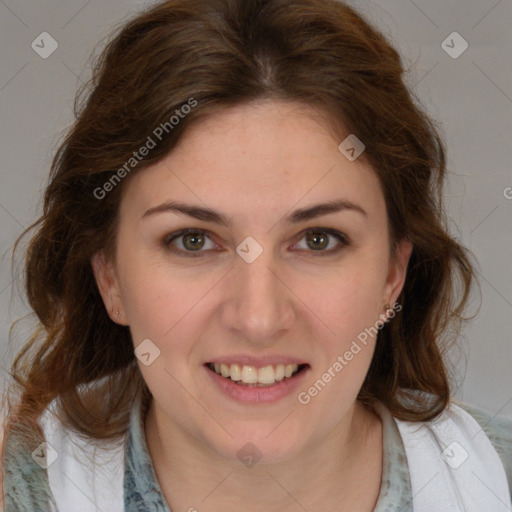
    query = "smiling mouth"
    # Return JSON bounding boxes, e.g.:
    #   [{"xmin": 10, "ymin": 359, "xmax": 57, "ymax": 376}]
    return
[{"xmin": 206, "ymin": 362, "xmax": 309, "ymax": 387}]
